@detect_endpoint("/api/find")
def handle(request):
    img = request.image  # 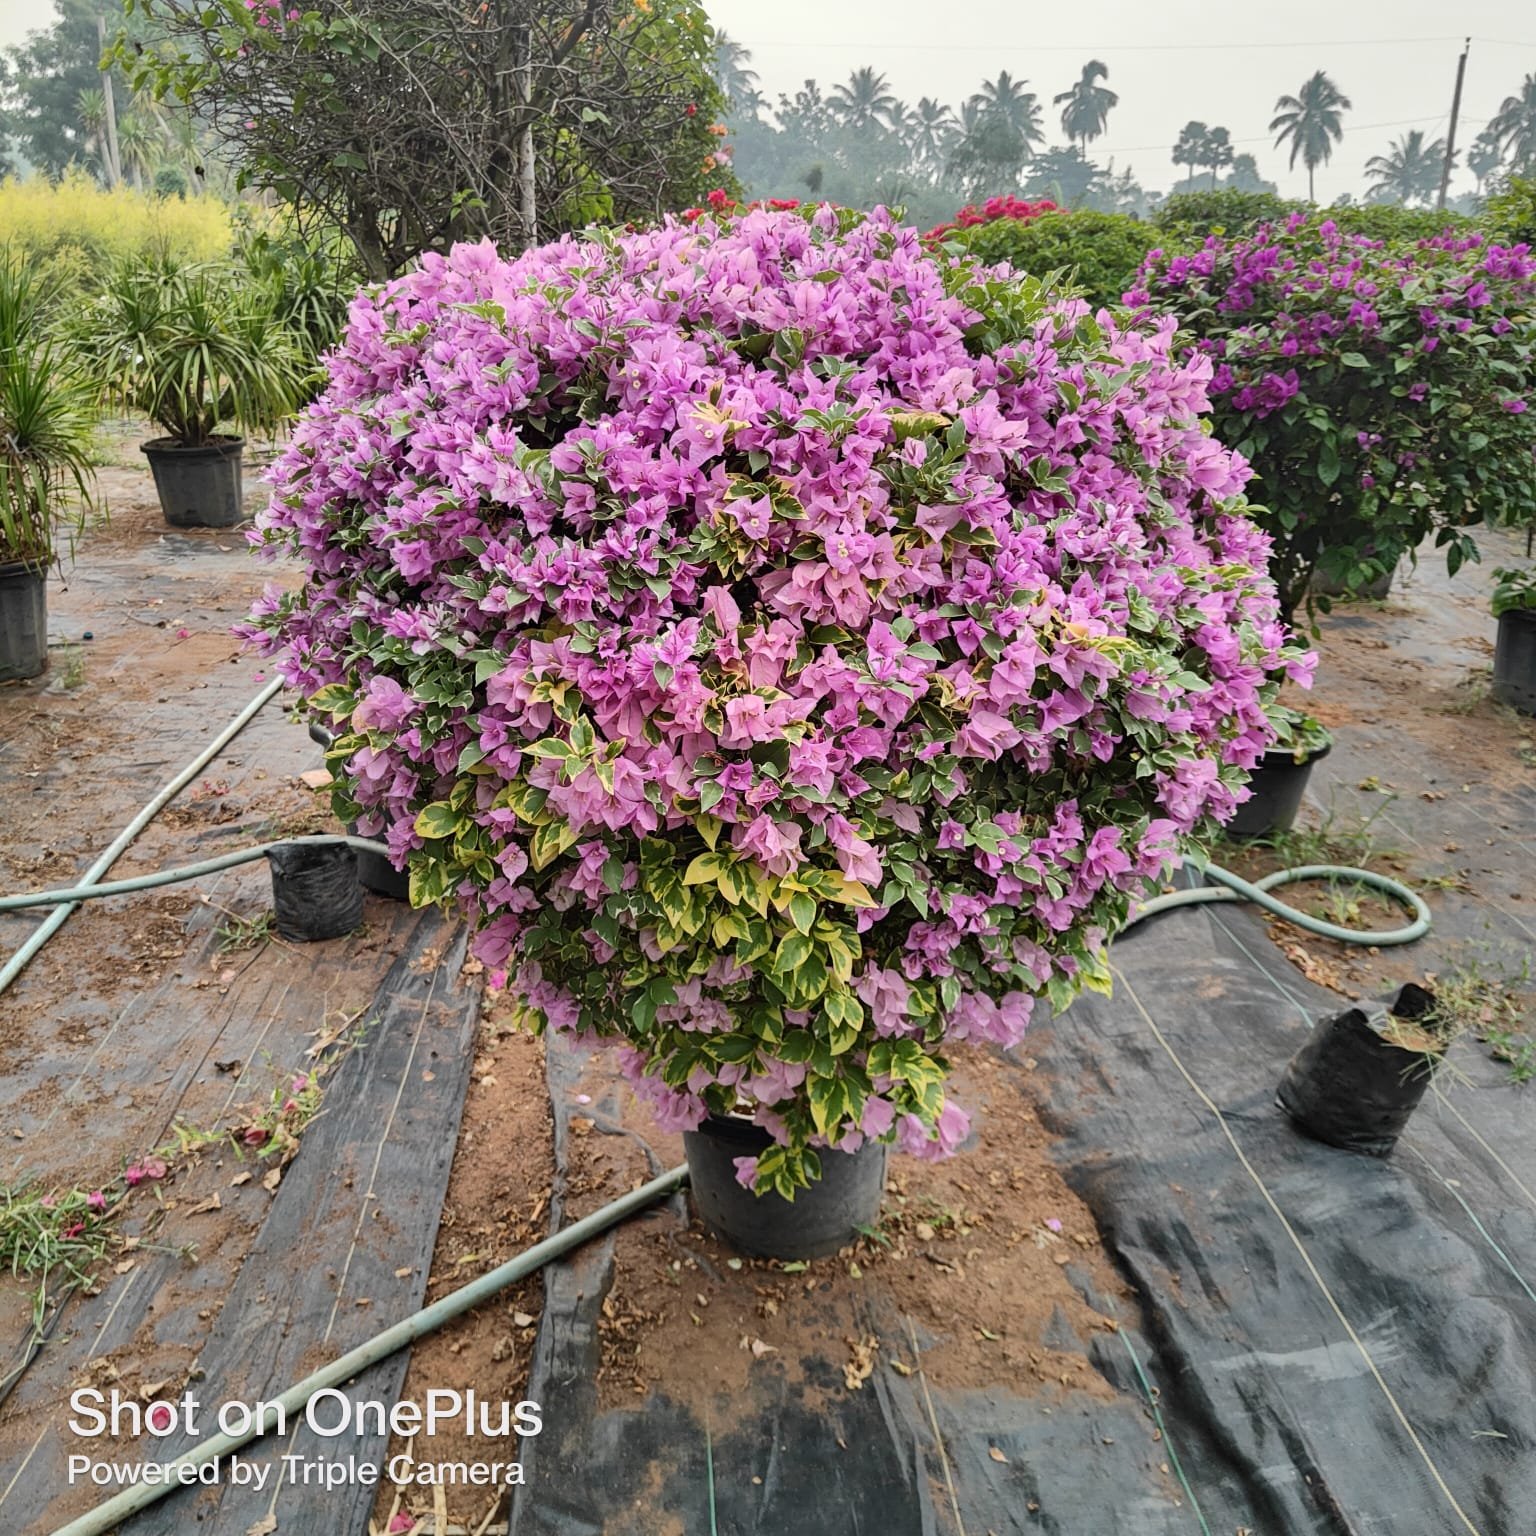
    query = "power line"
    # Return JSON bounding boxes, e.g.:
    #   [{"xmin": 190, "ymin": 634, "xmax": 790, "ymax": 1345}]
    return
[
  {"xmin": 1076, "ymin": 113, "xmax": 1465, "ymax": 160},
  {"xmin": 735, "ymin": 35, "xmax": 1469, "ymax": 55}
]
